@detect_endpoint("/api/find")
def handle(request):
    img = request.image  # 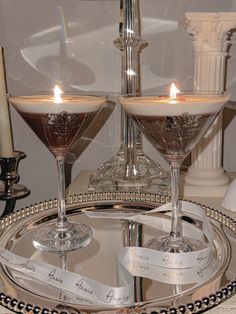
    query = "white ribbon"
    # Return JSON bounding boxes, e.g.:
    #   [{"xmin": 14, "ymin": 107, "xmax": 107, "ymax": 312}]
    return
[
  {"xmin": 86, "ymin": 200, "xmax": 214, "ymax": 250},
  {"xmin": 0, "ymin": 201, "xmax": 217, "ymax": 307},
  {"xmin": 0, "ymin": 248, "xmax": 133, "ymax": 307}
]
